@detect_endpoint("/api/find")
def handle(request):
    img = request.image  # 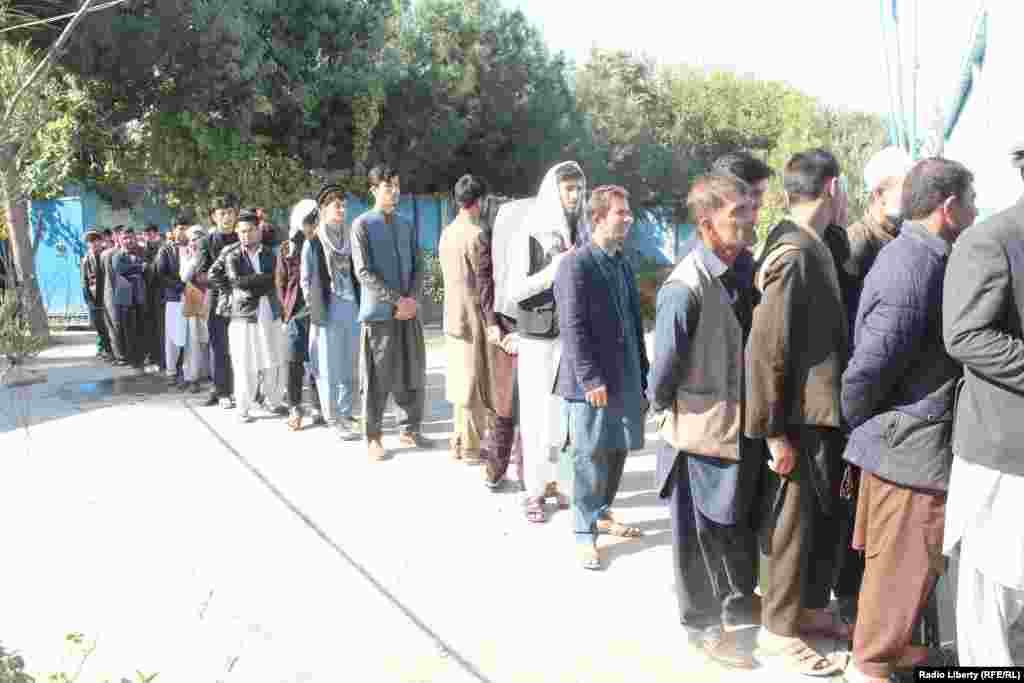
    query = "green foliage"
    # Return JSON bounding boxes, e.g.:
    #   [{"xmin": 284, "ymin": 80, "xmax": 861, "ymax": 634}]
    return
[
  {"xmin": 0, "ymin": 286, "xmax": 48, "ymax": 366},
  {"xmin": 418, "ymin": 248, "xmax": 444, "ymax": 304},
  {"xmin": 0, "ymin": 641, "xmax": 33, "ymax": 683}
]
